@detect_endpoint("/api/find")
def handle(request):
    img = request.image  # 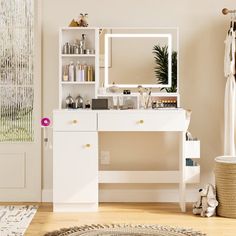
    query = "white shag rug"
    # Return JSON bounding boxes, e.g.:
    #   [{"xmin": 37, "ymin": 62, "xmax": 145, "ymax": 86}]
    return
[{"xmin": 0, "ymin": 205, "xmax": 37, "ymax": 236}]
